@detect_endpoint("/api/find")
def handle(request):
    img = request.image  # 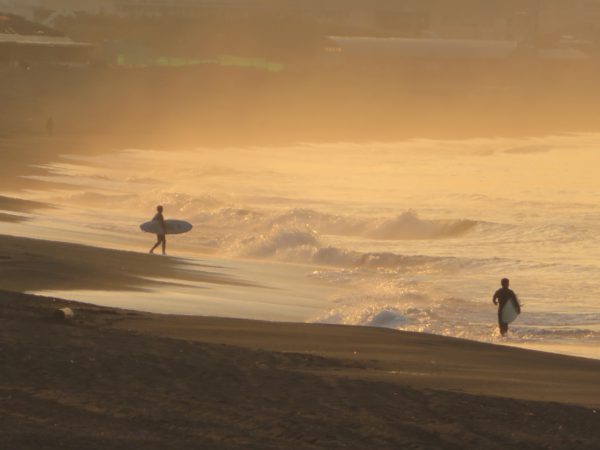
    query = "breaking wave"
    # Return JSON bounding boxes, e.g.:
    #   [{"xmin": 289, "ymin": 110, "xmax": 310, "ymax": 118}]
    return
[
  {"xmin": 232, "ymin": 226, "xmax": 456, "ymax": 271},
  {"xmin": 265, "ymin": 209, "xmax": 478, "ymax": 240},
  {"xmin": 188, "ymin": 206, "xmax": 480, "ymax": 241},
  {"xmin": 361, "ymin": 211, "xmax": 478, "ymax": 240}
]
